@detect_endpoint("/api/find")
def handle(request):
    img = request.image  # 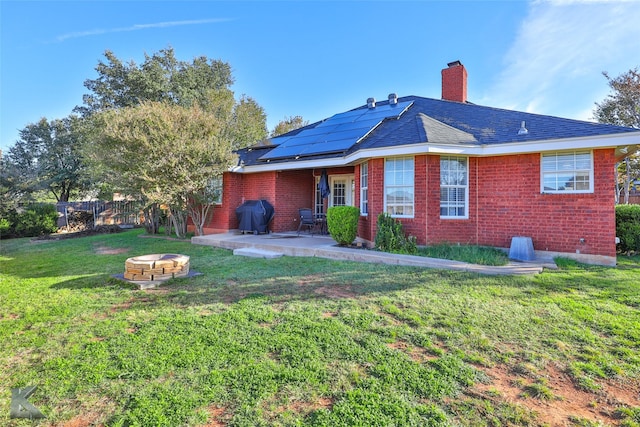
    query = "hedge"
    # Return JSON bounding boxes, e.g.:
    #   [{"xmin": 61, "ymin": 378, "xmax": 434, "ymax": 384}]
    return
[
  {"xmin": 616, "ymin": 204, "xmax": 640, "ymax": 253},
  {"xmin": 0, "ymin": 203, "xmax": 58, "ymax": 238}
]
